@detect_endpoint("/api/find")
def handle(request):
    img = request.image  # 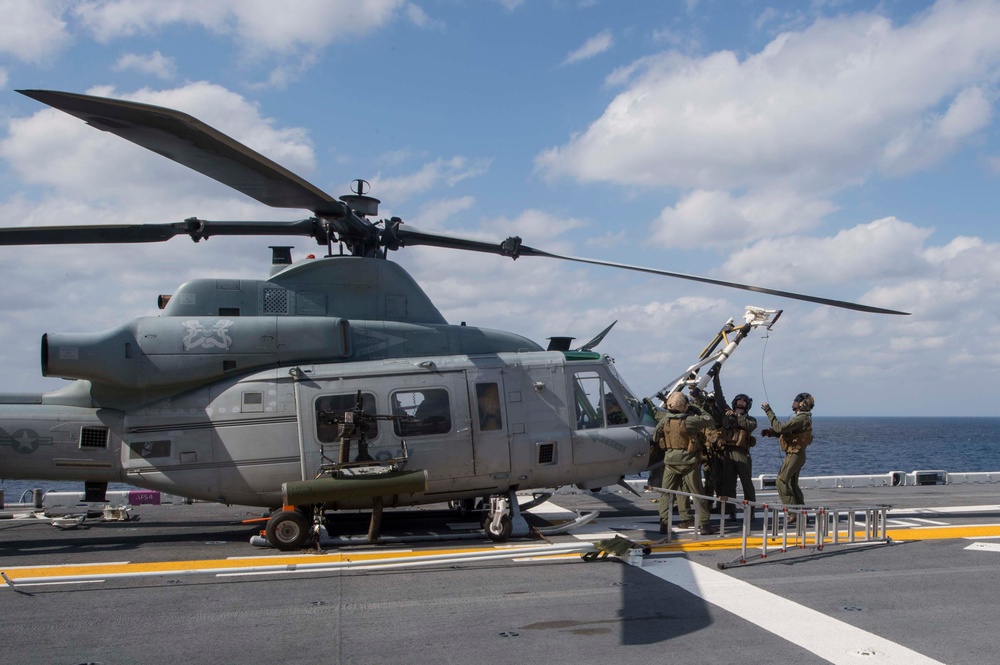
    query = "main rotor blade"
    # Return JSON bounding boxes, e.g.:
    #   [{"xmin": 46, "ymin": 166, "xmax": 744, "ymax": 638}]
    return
[
  {"xmin": 521, "ymin": 247, "xmax": 910, "ymax": 315},
  {"xmin": 18, "ymin": 89, "xmax": 347, "ymax": 218},
  {"xmin": 389, "ymin": 225, "xmax": 909, "ymax": 315},
  {"xmin": 0, "ymin": 219, "xmax": 323, "ymax": 245}
]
